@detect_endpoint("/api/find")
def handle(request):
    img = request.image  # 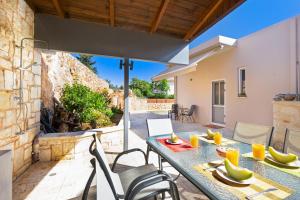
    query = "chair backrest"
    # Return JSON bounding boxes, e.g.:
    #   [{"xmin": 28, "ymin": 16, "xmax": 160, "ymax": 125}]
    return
[
  {"xmin": 146, "ymin": 118, "xmax": 173, "ymax": 137},
  {"xmin": 284, "ymin": 129, "xmax": 300, "ymax": 157},
  {"xmin": 187, "ymin": 105, "xmax": 197, "ymax": 116},
  {"xmin": 233, "ymin": 122, "xmax": 274, "ymax": 146},
  {"xmin": 93, "ymin": 135, "xmax": 124, "ymax": 199},
  {"xmin": 171, "ymin": 104, "xmax": 179, "ymax": 112}
]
